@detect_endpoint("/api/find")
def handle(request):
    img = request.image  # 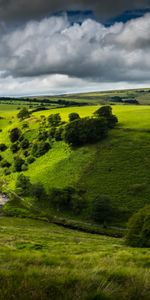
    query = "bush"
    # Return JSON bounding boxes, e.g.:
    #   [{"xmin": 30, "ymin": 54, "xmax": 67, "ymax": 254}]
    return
[
  {"xmin": 69, "ymin": 112, "xmax": 80, "ymax": 122},
  {"xmin": 32, "ymin": 141, "xmax": 51, "ymax": 157},
  {"xmin": 17, "ymin": 107, "xmax": 30, "ymax": 120},
  {"xmin": 48, "ymin": 187, "xmax": 86, "ymax": 214},
  {"xmin": 91, "ymin": 195, "xmax": 113, "ymax": 224},
  {"xmin": 9, "ymin": 127, "xmax": 21, "ymax": 143},
  {"xmin": 31, "ymin": 183, "xmax": 46, "ymax": 200},
  {"xmin": 27, "ymin": 156, "xmax": 35, "ymax": 164},
  {"xmin": 1, "ymin": 159, "xmax": 11, "ymax": 168},
  {"xmin": 126, "ymin": 205, "xmax": 150, "ymax": 247},
  {"xmin": 54, "ymin": 126, "xmax": 64, "ymax": 141},
  {"xmin": 21, "ymin": 164, "xmax": 28, "ymax": 171},
  {"xmin": 15, "ymin": 174, "xmax": 31, "ymax": 196},
  {"xmin": 48, "ymin": 113, "xmax": 61, "ymax": 127},
  {"xmin": 14, "ymin": 156, "xmax": 25, "ymax": 172},
  {"xmin": 20, "ymin": 138, "xmax": 30, "ymax": 149},
  {"xmin": 0, "ymin": 143, "xmax": 7, "ymax": 152},
  {"xmin": 94, "ymin": 106, "xmax": 118, "ymax": 128},
  {"xmin": 63, "ymin": 117, "xmax": 108, "ymax": 147},
  {"xmin": 0, "ymin": 155, "xmax": 2, "ymax": 161},
  {"xmin": 38, "ymin": 131, "xmax": 48, "ymax": 141},
  {"xmin": 10, "ymin": 142, "xmax": 20, "ymax": 153},
  {"xmin": 4, "ymin": 168, "xmax": 11, "ymax": 176}
]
